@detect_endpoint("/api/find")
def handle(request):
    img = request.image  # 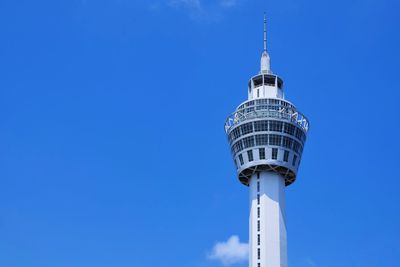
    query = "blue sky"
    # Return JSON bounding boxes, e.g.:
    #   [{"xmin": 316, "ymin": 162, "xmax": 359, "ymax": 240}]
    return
[{"xmin": 1, "ymin": 0, "xmax": 400, "ymax": 266}]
